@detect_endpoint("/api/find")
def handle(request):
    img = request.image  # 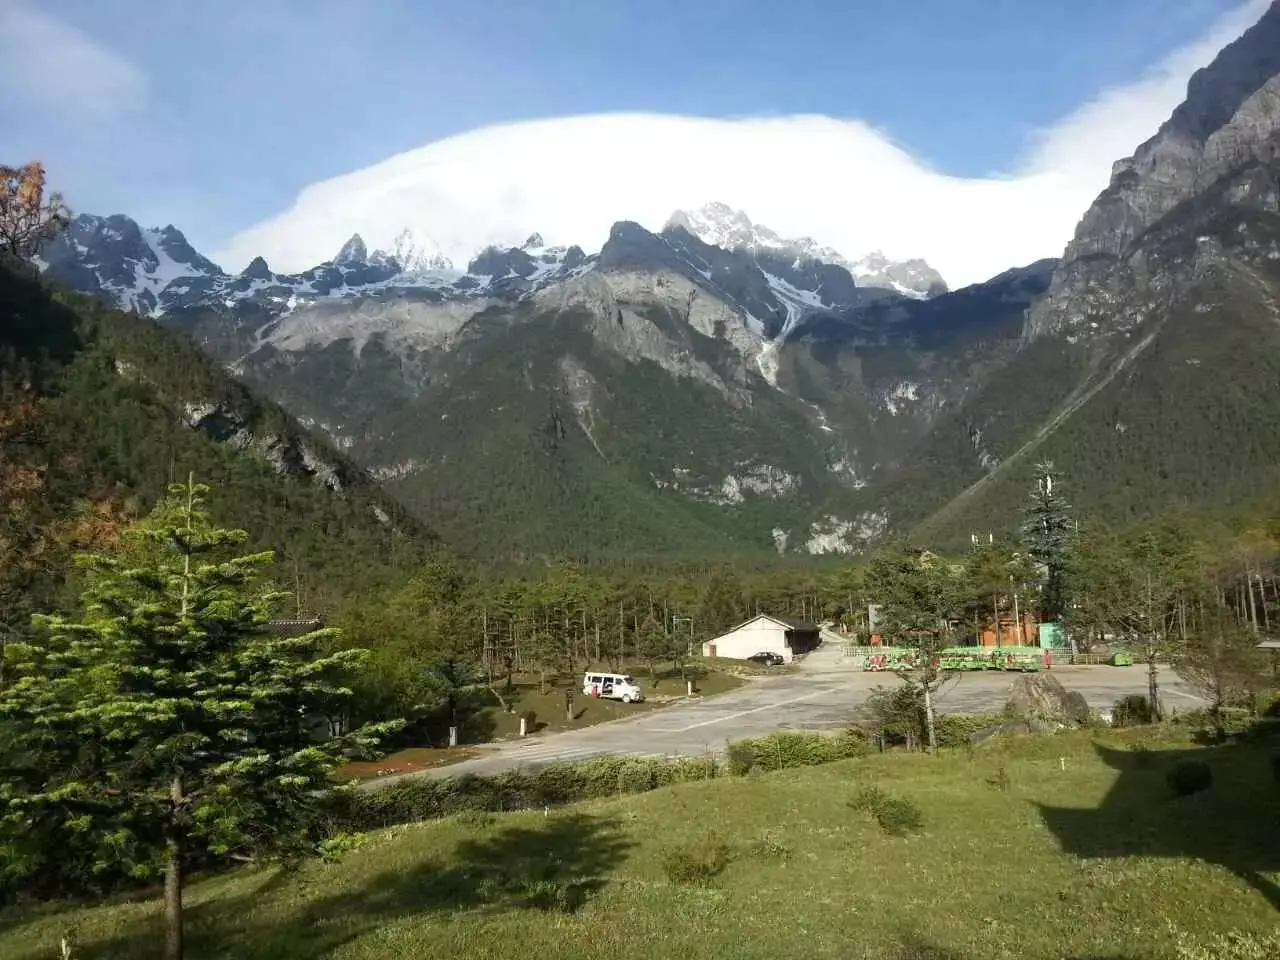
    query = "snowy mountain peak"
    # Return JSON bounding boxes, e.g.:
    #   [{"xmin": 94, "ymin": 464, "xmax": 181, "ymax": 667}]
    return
[
  {"xmin": 521, "ymin": 232, "xmax": 545, "ymax": 250},
  {"xmin": 33, "ymin": 214, "xmax": 229, "ymax": 317},
  {"xmin": 386, "ymin": 228, "xmax": 455, "ymax": 274},
  {"xmin": 667, "ymin": 202, "xmax": 787, "ymax": 253},
  {"xmin": 334, "ymin": 233, "xmax": 368, "ymax": 265},
  {"xmin": 667, "ymin": 201, "xmax": 948, "ymax": 298}
]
